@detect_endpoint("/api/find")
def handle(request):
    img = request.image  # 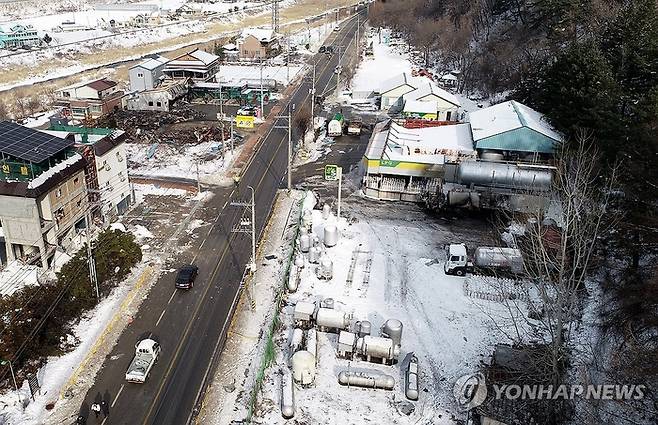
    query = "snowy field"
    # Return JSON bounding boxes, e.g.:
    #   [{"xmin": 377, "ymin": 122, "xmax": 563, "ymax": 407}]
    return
[
  {"xmin": 250, "ymin": 193, "xmax": 529, "ymax": 423},
  {"xmin": 126, "ymin": 139, "xmax": 241, "ymax": 185}
]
